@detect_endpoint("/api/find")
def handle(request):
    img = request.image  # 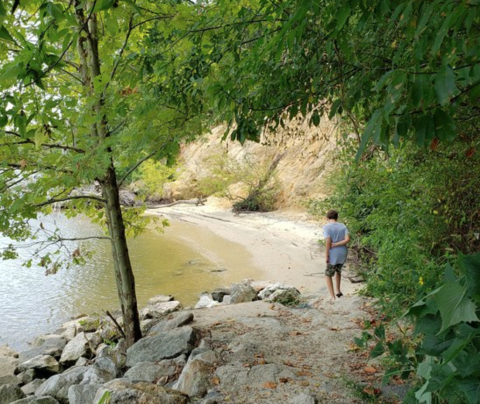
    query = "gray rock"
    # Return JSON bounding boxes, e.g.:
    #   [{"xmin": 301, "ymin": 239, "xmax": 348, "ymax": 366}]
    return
[
  {"xmin": 140, "ymin": 301, "xmax": 182, "ymax": 319},
  {"xmin": 0, "ymin": 357, "xmax": 18, "ymax": 378},
  {"xmin": 59, "ymin": 332, "xmax": 100, "ymax": 365},
  {"xmin": 56, "ymin": 318, "xmax": 86, "ymax": 342},
  {"xmin": 68, "ymin": 384, "xmax": 102, "ymax": 404},
  {"xmin": 18, "ymin": 370, "xmax": 36, "ymax": 384},
  {"xmin": 290, "ymin": 393, "xmax": 316, "ymax": 404},
  {"xmin": 195, "ymin": 294, "xmax": 220, "ymax": 309},
  {"xmin": 20, "ymin": 379, "xmax": 45, "ymax": 396},
  {"xmin": 222, "ymin": 296, "xmax": 231, "ymax": 305},
  {"xmin": 257, "ymin": 283, "xmax": 292, "ymax": 300},
  {"xmin": 30, "ymin": 336, "xmax": 66, "ymax": 358},
  {"xmin": 0, "ymin": 385, "xmax": 25, "ymax": 404},
  {"xmin": 173, "ymin": 351, "xmax": 218, "ymax": 398},
  {"xmin": 0, "ymin": 376, "xmax": 20, "ymax": 387},
  {"xmin": 230, "ymin": 283, "xmax": 257, "ymax": 304},
  {"xmin": 147, "ymin": 295, "xmax": 174, "ymax": 304},
  {"xmin": 93, "ymin": 380, "xmax": 189, "ymax": 404},
  {"xmin": 18, "ymin": 355, "xmax": 60, "ymax": 376},
  {"xmin": 126, "ymin": 326, "xmax": 199, "ymax": 367},
  {"xmin": 80, "ymin": 358, "xmax": 116, "ymax": 385},
  {"xmin": 148, "ymin": 312, "xmax": 194, "ymax": 335},
  {"xmin": 97, "ymin": 339, "xmax": 127, "ymax": 369},
  {"xmin": 211, "ymin": 288, "xmax": 230, "ymax": 303},
  {"xmin": 73, "ymin": 358, "xmax": 88, "ymax": 367},
  {"xmin": 215, "ymin": 363, "xmax": 296, "ymax": 388},
  {"xmin": 266, "ymin": 288, "xmax": 300, "ymax": 305},
  {"xmin": 124, "ymin": 362, "xmax": 169, "ymax": 383},
  {"xmin": 33, "ymin": 376, "xmax": 67, "ymax": 401},
  {"xmin": 10, "ymin": 397, "xmax": 60, "ymax": 404},
  {"xmin": 34, "ymin": 367, "xmax": 87, "ymax": 402}
]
